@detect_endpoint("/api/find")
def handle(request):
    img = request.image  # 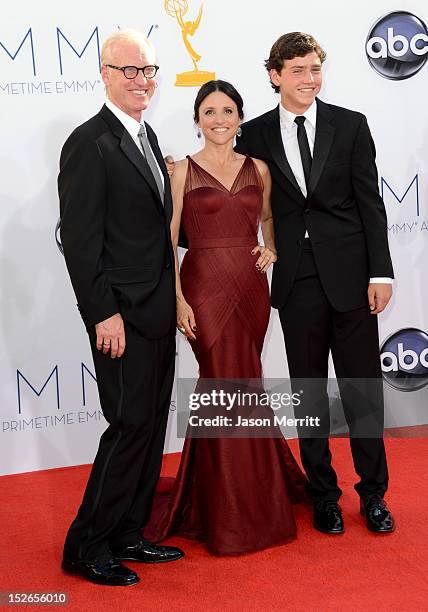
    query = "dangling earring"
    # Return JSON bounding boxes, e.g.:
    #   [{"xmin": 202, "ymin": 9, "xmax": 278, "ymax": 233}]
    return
[
  {"xmin": 236, "ymin": 126, "xmax": 242, "ymax": 137},
  {"xmin": 197, "ymin": 127, "xmax": 202, "ymax": 138}
]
